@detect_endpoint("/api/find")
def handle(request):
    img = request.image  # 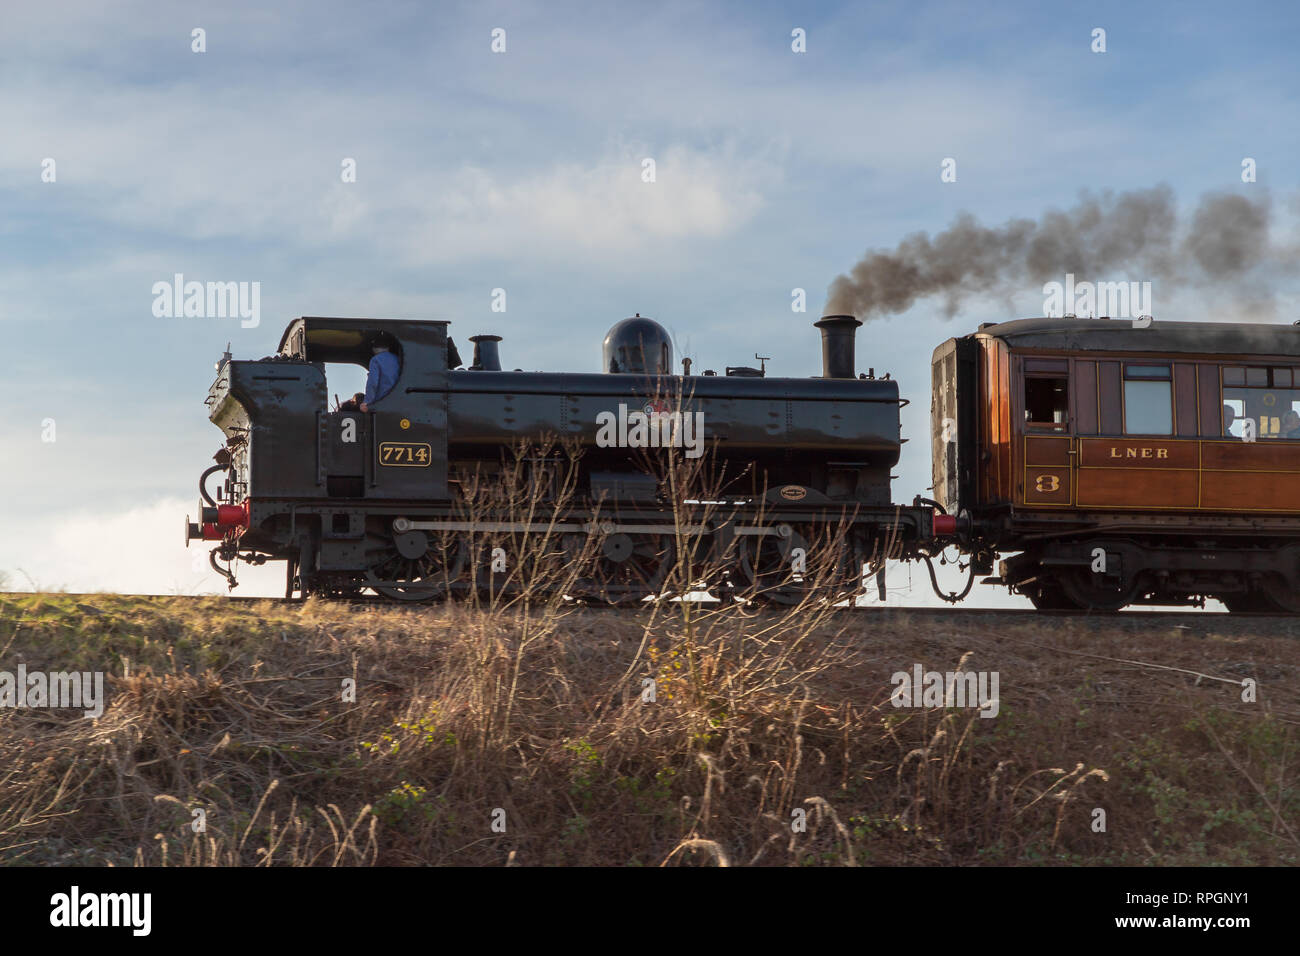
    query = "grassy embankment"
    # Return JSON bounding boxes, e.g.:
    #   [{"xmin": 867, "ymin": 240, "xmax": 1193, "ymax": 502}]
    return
[{"xmin": 0, "ymin": 590, "xmax": 1296, "ymax": 866}]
